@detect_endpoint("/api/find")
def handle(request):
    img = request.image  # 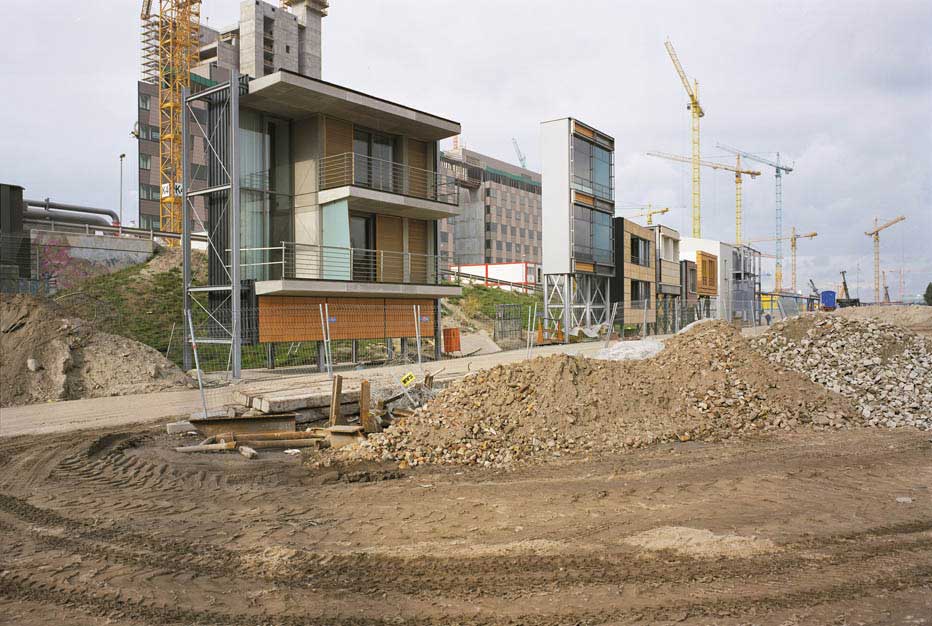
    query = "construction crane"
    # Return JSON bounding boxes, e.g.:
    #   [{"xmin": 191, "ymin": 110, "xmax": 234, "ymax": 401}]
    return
[
  {"xmin": 717, "ymin": 143, "xmax": 794, "ymax": 293},
  {"xmin": 511, "ymin": 138, "xmax": 527, "ymax": 169},
  {"xmin": 141, "ymin": 0, "xmax": 202, "ymax": 242},
  {"xmin": 865, "ymin": 216, "xmax": 906, "ymax": 303},
  {"xmin": 664, "ymin": 38, "xmax": 704, "ymax": 238},
  {"xmin": 618, "ymin": 205, "xmax": 670, "ymax": 225},
  {"xmin": 646, "ymin": 151, "xmax": 760, "ymax": 243},
  {"xmin": 744, "ymin": 227, "xmax": 816, "ymax": 294}
]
